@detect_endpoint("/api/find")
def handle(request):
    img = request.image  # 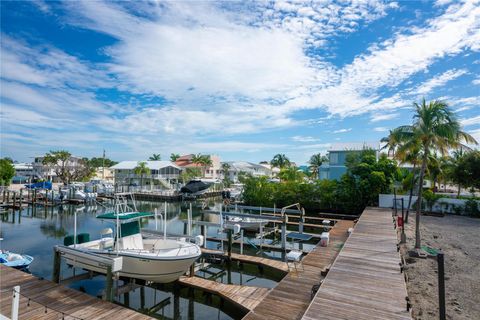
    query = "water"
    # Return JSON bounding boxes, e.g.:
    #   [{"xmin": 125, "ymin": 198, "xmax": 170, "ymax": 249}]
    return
[{"xmin": 0, "ymin": 200, "xmax": 288, "ymax": 319}]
